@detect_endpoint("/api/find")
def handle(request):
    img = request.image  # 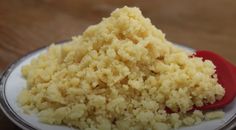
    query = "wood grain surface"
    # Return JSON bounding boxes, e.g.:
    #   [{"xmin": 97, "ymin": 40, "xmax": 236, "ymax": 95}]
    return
[{"xmin": 0, "ymin": 0, "xmax": 236, "ymax": 129}]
